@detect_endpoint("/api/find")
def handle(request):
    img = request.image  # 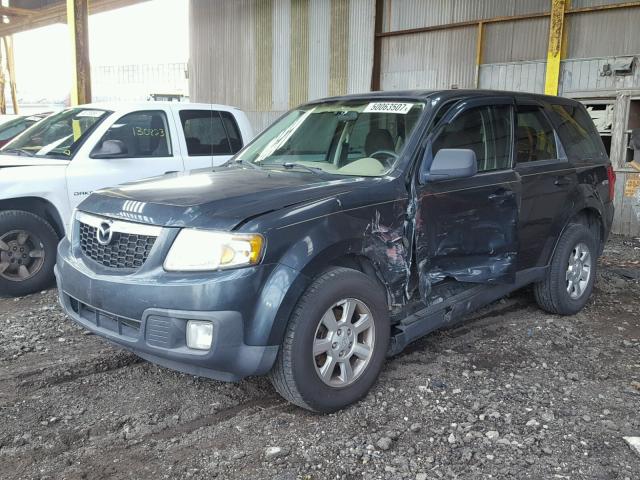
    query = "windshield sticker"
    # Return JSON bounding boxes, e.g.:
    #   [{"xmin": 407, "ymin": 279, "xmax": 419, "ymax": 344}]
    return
[
  {"xmin": 75, "ymin": 110, "xmax": 104, "ymax": 118},
  {"xmin": 363, "ymin": 102, "xmax": 415, "ymax": 114},
  {"xmin": 25, "ymin": 116, "xmax": 41, "ymax": 121}
]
